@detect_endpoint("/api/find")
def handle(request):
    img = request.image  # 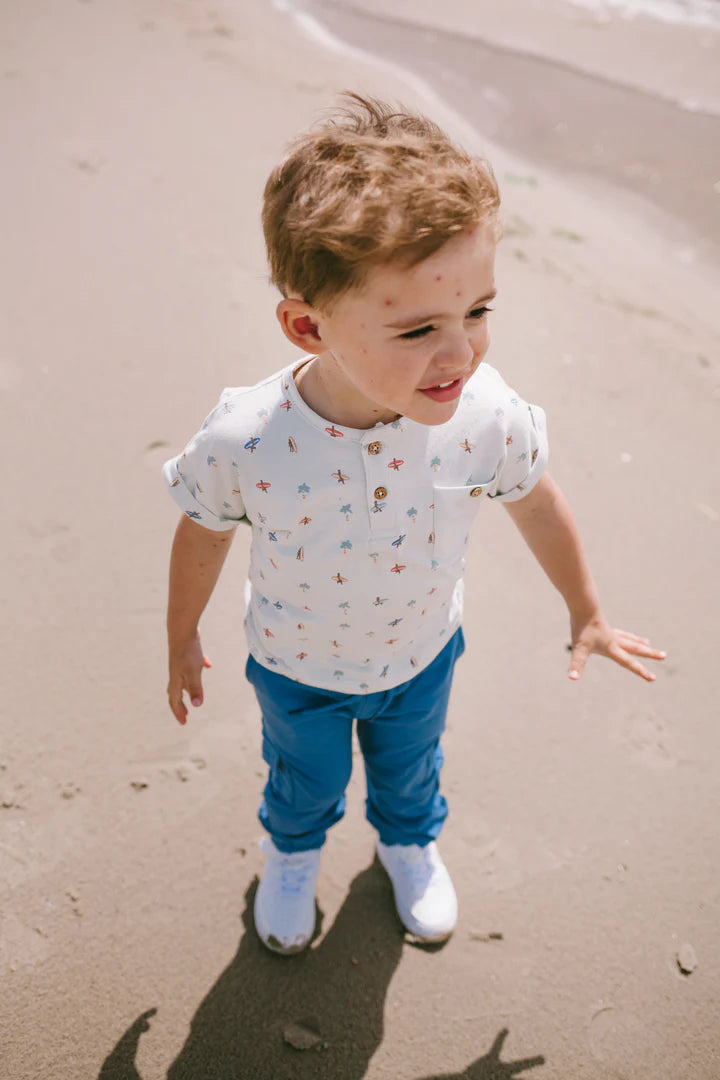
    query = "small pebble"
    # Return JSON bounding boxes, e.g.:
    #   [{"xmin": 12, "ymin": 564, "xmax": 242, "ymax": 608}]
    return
[
  {"xmin": 283, "ymin": 1020, "xmax": 323, "ymax": 1051},
  {"xmin": 676, "ymin": 943, "xmax": 698, "ymax": 975},
  {"xmin": 130, "ymin": 779, "xmax": 149, "ymax": 791}
]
